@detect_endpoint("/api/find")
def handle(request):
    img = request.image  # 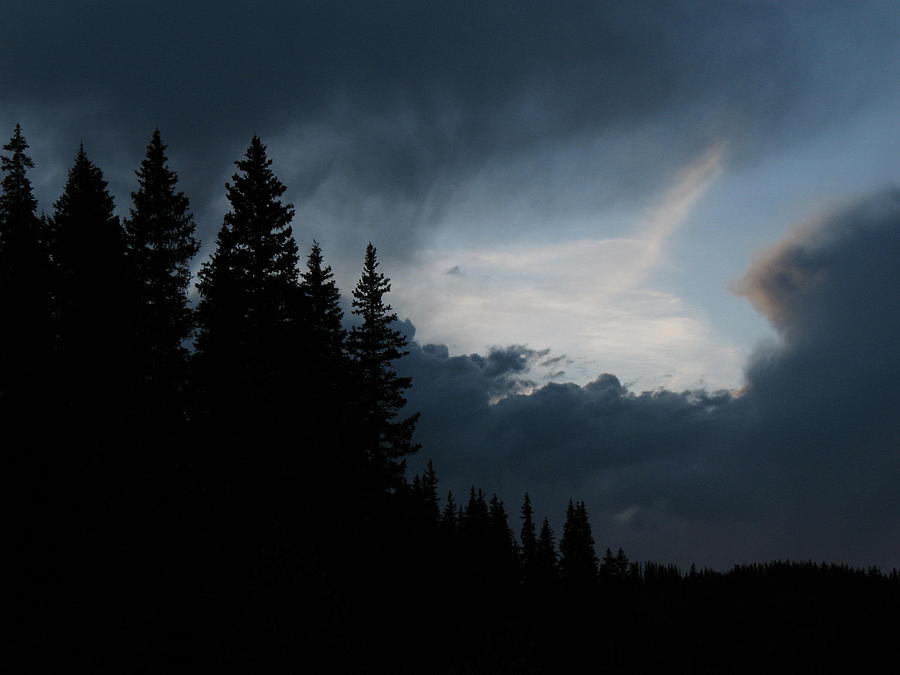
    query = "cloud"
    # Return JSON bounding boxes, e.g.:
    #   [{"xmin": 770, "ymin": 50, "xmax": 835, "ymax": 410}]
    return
[
  {"xmin": 392, "ymin": 144, "xmax": 740, "ymax": 390},
  {"xmin": 734, "ymin": 188, "xmax": 900, "ymax": 526},
  {"xmin": 3, "ymin": 1, "xmax": 898, "ymax": 264},
  {"xmin": 403, "ymin": 188, "xmax": 900, "ymax": 569}
]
